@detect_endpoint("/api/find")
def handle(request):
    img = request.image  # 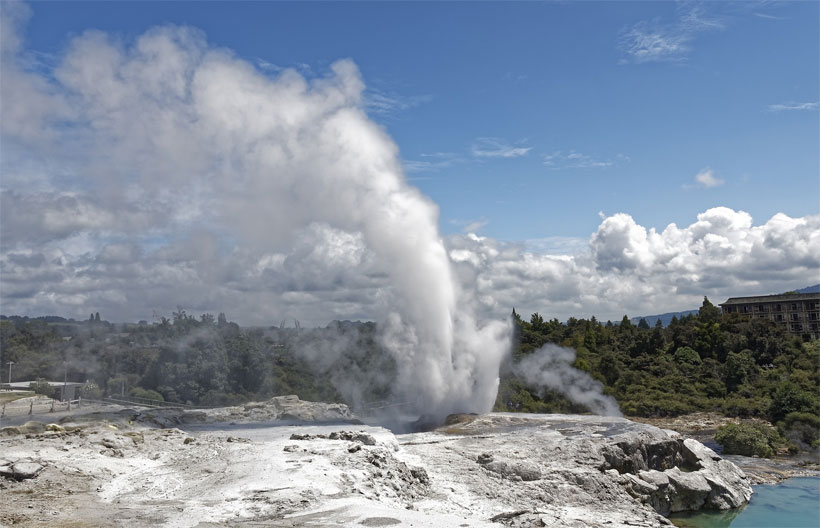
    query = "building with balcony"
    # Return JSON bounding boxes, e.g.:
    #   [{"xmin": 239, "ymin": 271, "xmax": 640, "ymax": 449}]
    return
[{"xmin": 720, "ymin": 293, "xmax": 820, "ymax": 339}]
